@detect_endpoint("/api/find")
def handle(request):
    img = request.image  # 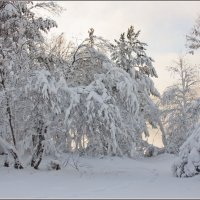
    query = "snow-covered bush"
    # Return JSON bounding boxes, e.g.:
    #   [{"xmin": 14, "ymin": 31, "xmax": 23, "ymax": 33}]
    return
[
  {"xmin": 46, "ymin": 159, "xmax": 61, "ymax": 170},
  {"xmin": 172, "ymin": 125, "xmax": 200, "ymax": 177}
]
